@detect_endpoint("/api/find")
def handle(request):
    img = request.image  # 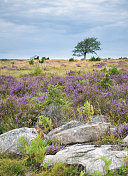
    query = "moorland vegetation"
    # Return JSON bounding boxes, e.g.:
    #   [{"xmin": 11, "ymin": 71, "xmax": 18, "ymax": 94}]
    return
[{"xmin": 0, "ymin": 57, "xmax": 128, "ymax": 175}]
